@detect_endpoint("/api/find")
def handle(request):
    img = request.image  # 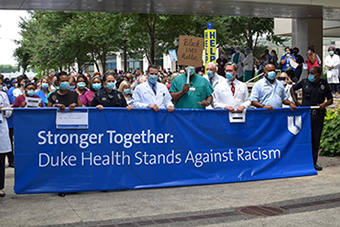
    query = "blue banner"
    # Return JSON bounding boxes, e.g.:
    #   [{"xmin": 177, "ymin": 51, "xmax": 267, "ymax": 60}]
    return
[{"xmin": 14, "ymin": 107, "xmax": 316, "ymax": 194}]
